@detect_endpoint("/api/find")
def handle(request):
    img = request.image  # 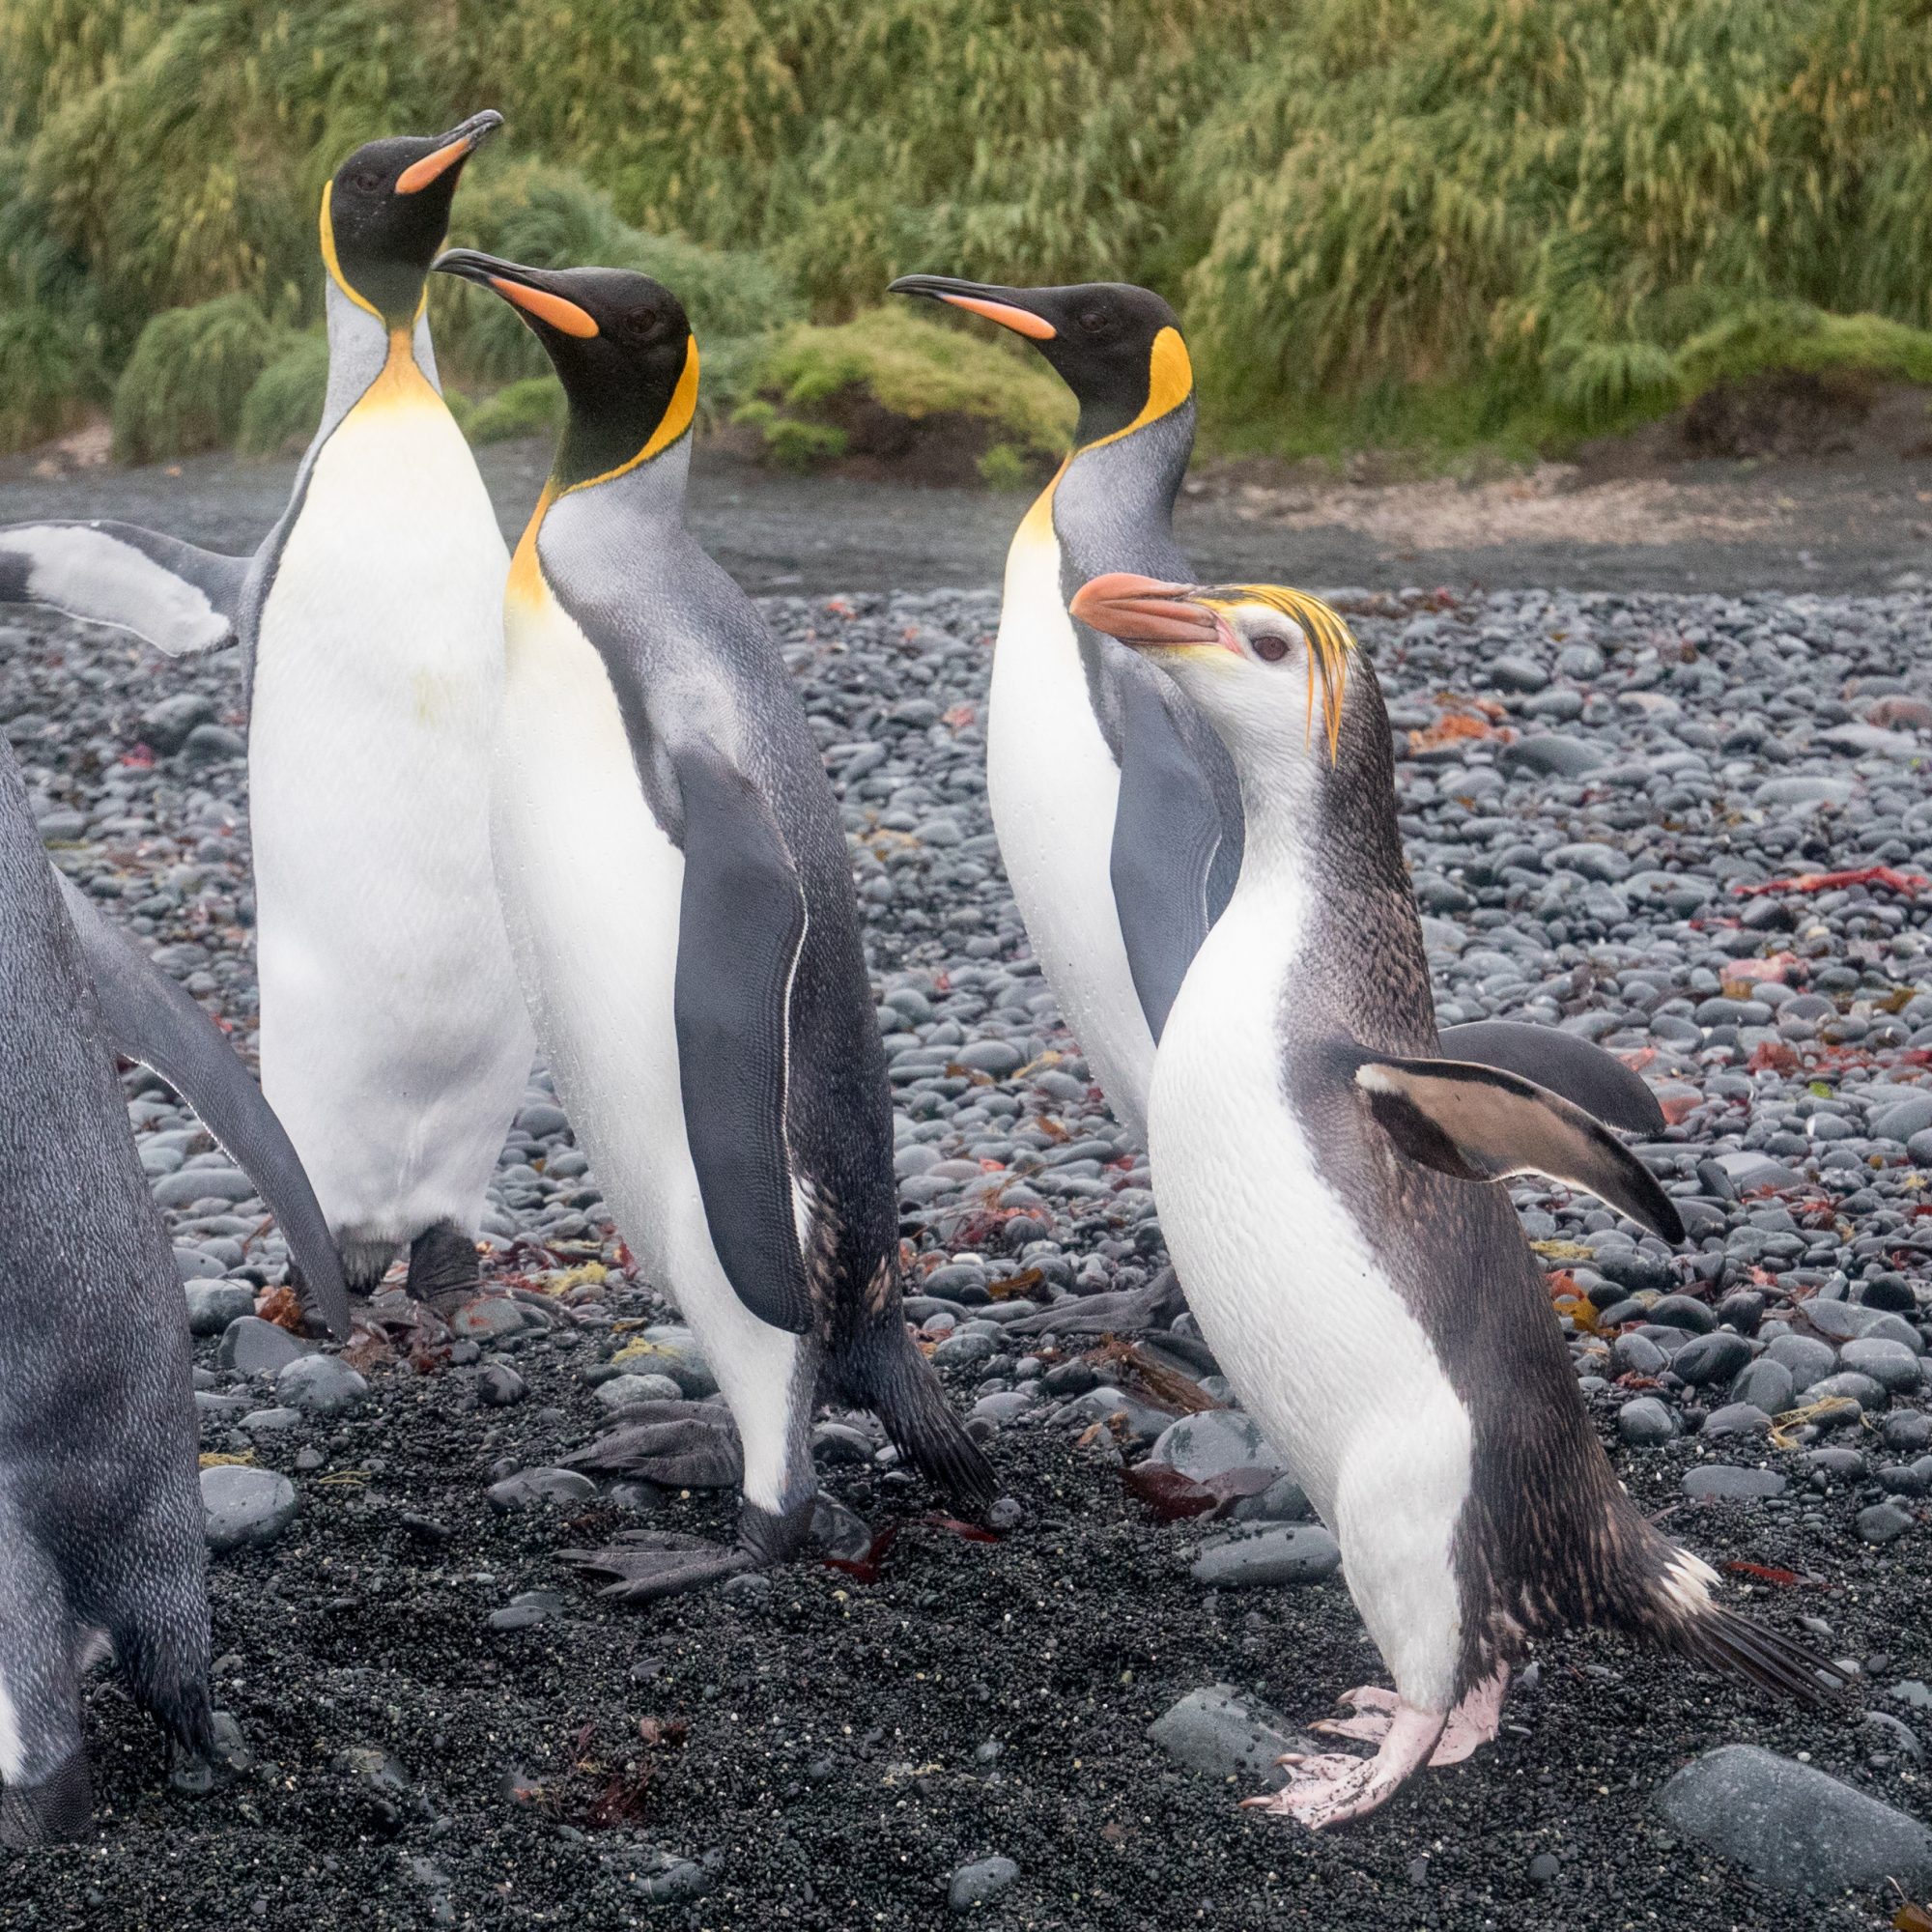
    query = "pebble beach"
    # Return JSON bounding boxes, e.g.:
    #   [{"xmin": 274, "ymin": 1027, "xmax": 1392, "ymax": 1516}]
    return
[{"xmin": 3, "ymin": 570, "xmax": 1930, "ymax": 1929}]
